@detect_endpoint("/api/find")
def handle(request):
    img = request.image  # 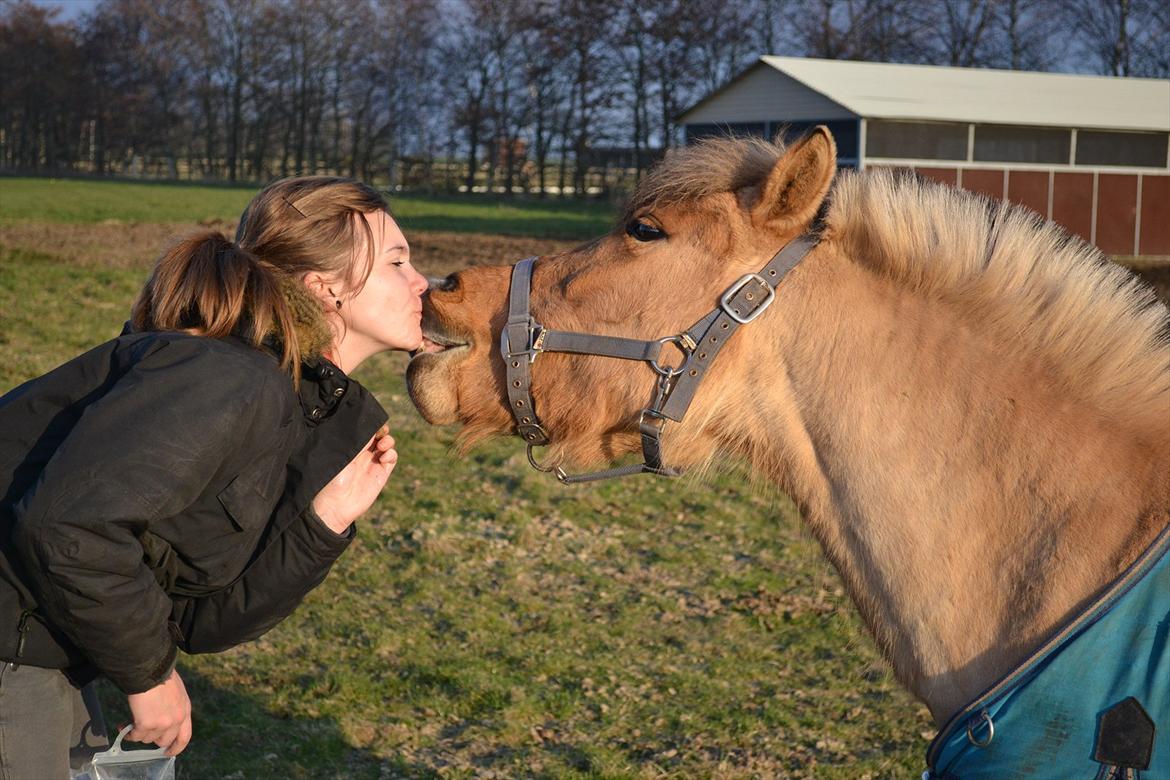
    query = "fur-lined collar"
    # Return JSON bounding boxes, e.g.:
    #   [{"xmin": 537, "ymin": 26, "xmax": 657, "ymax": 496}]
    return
[{"xmin": 271, "ymin": 275, "xmax": 335, "ymax": 362}]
